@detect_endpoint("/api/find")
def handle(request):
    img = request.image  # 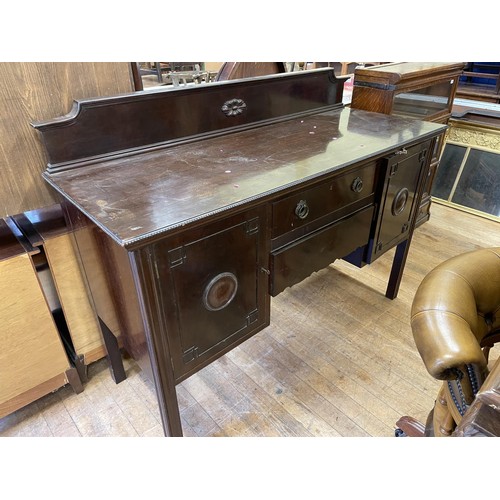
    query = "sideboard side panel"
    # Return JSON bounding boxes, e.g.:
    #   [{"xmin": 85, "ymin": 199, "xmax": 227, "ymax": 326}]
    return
[{"xmin": 61, "ymin": 201, "xmax": 152, "ymax": 379}]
